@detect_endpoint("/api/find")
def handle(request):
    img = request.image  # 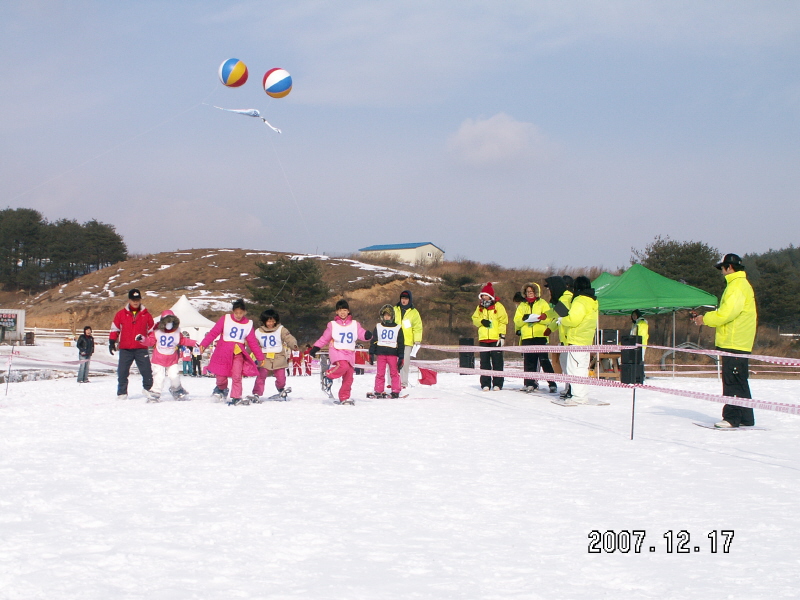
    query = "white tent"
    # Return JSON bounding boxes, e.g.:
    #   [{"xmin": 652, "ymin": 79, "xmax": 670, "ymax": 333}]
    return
[{"xmin": 167, "ymin": 295, "xmax": 216, "ymax": 342}]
